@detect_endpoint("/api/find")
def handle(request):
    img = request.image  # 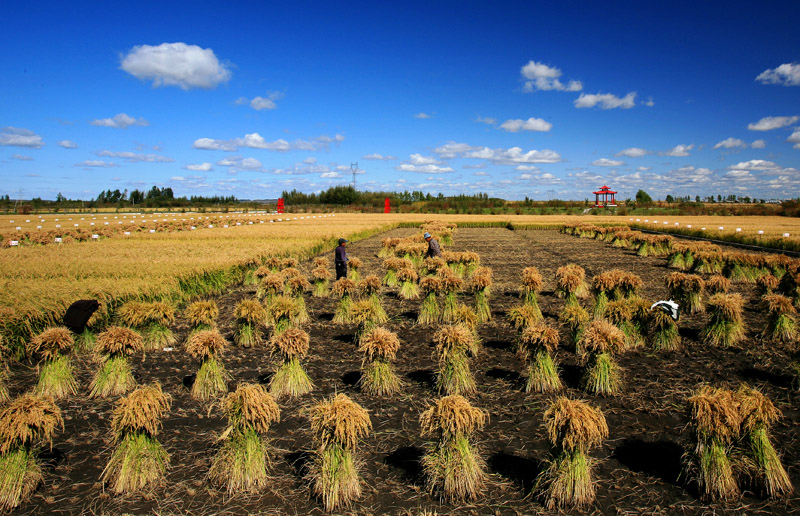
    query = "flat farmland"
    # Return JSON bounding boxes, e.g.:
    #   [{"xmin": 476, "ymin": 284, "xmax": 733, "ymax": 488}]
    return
[{"xmin": 5, "ymin": 226, "xmax": 798, "ymax": 515}]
